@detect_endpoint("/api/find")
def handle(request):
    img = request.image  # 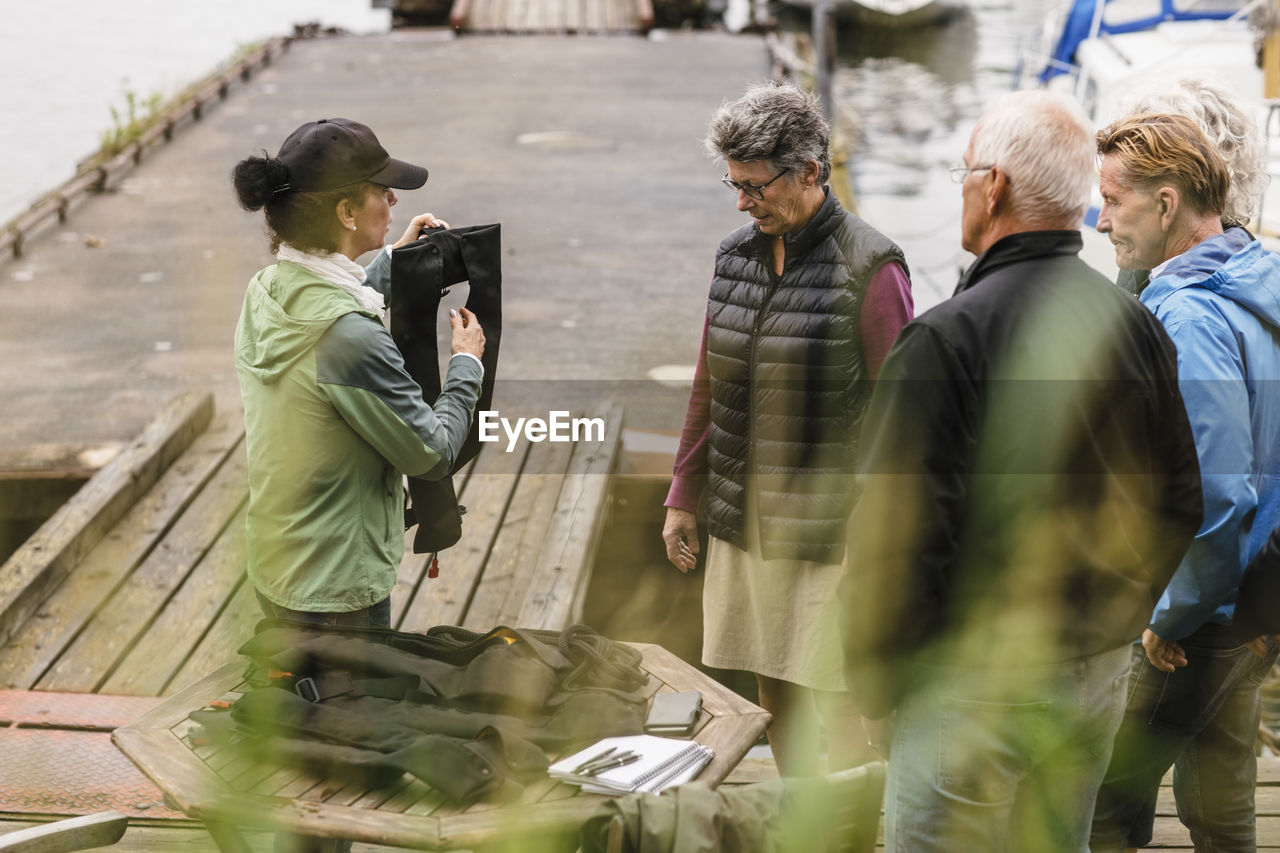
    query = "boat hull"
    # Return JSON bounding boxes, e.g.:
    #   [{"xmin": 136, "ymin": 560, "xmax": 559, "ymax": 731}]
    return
[{"xmin": 784, "ymin": 0, "xmax": 963, "ymax": 28}]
